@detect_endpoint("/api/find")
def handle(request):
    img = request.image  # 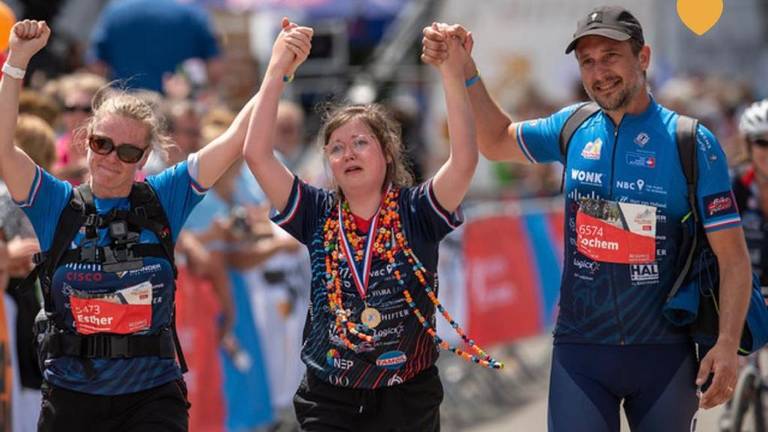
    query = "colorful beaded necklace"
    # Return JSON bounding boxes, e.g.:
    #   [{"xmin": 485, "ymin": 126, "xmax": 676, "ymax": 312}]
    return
[{"xmin": 322, "ymin": 186, "xmax": 503, "ymax": 369}]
